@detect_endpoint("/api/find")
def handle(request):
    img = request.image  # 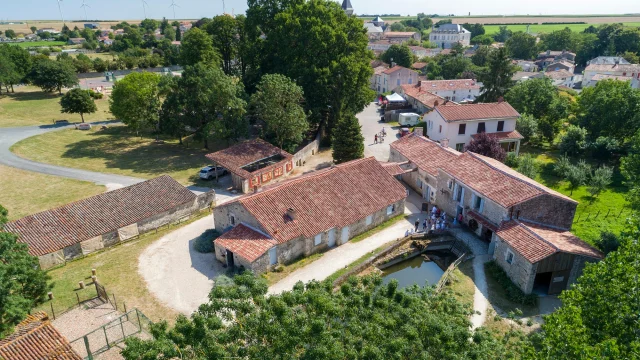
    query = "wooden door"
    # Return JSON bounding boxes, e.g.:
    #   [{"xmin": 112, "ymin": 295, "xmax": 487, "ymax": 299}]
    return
[{"xmin": 548, "ymin": 270, "xmax": 570, "ymax": 295}]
